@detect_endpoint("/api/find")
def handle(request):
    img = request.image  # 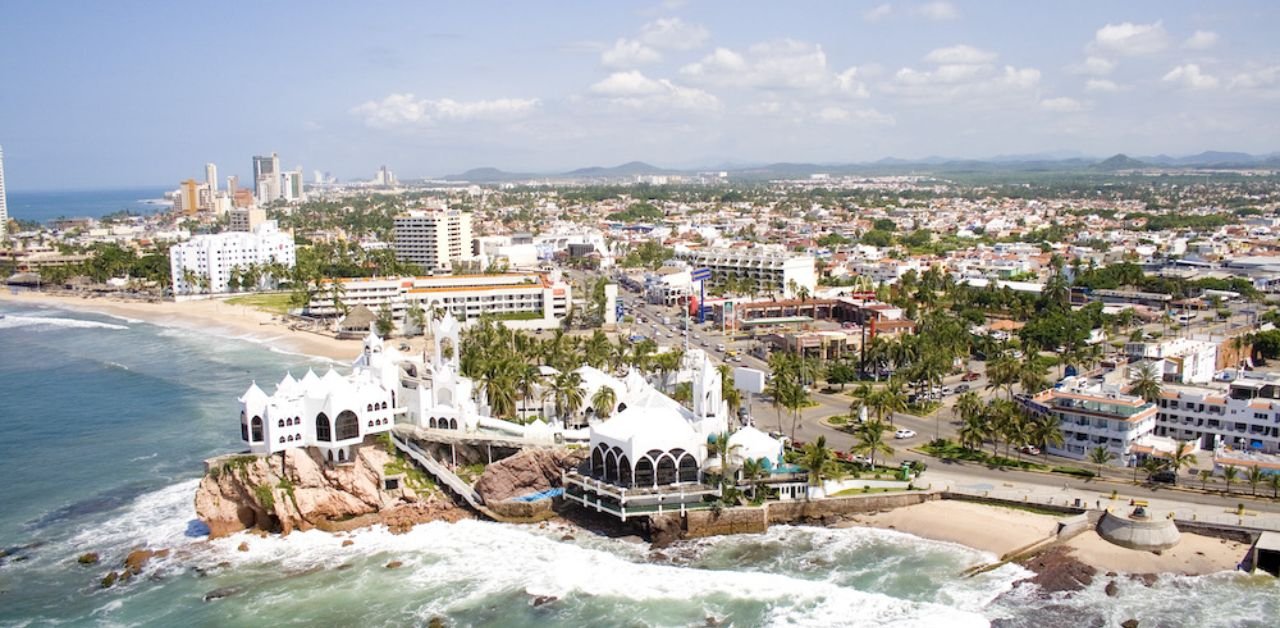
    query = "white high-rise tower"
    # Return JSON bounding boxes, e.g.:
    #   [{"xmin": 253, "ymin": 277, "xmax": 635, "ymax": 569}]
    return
[
  {"xmin": 205, "ymin": 163, "xmax": 218, "ymax": 195},
  {"xmin": 0, "ymin": 145, "xmax": 8, "ymax": 238}
]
